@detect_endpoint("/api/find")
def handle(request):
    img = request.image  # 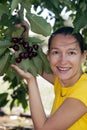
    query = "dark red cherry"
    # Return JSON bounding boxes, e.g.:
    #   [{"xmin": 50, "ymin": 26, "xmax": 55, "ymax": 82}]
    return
[
  {"xmin": 32, "ymin": 51, "xmax": 38, "ymax": 57},
  {"xmin": 23, "ymin": 42, "xmax": 29, "ymax": 49},
  {"xmin": 24, "ymin": 52, "xmax": 29, "ymax": 58},
  {"xmin": 15, "ymin": 57, "xmax": 21, "ymax": 63},
  {"xmin": 28, "ymin": 52, "xmax": 33, "ymax": 59},
  {"xmin": 33, "ymin": 44, "xmax": 39, "ymax": 50},
  {"xmin": 13, "ymin": 44, "xmax": 19, "ymax": 51},
  {"xmin": 11, "ymin": 37, "xmax": 19, "ymax": 43},
  {"xmin": 27, "ymin": 46, "xmax": 33, "ymax": 53},
  {"xmin": 19, "ymin": 52, "xmax": 25, "ymax": 58},
  {"xmin": 18, "ymin": 38, "xmax": 25, "ymax": 45}
]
